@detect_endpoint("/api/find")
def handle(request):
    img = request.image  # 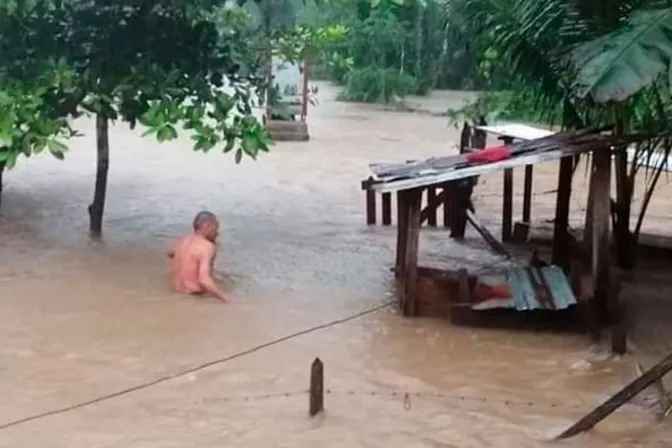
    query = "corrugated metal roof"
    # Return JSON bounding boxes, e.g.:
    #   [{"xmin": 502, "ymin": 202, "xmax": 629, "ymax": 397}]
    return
[
  {"xmin": 506, "ymin": 265, "xmax": 577, "ymax": 311},
  {"xmin": 366, "ymin": 127, "xmax": 624, "ymax": 193},
  {"xmin": 477, "ymin": 123, "xmax": 672, "ymax": 173}
]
